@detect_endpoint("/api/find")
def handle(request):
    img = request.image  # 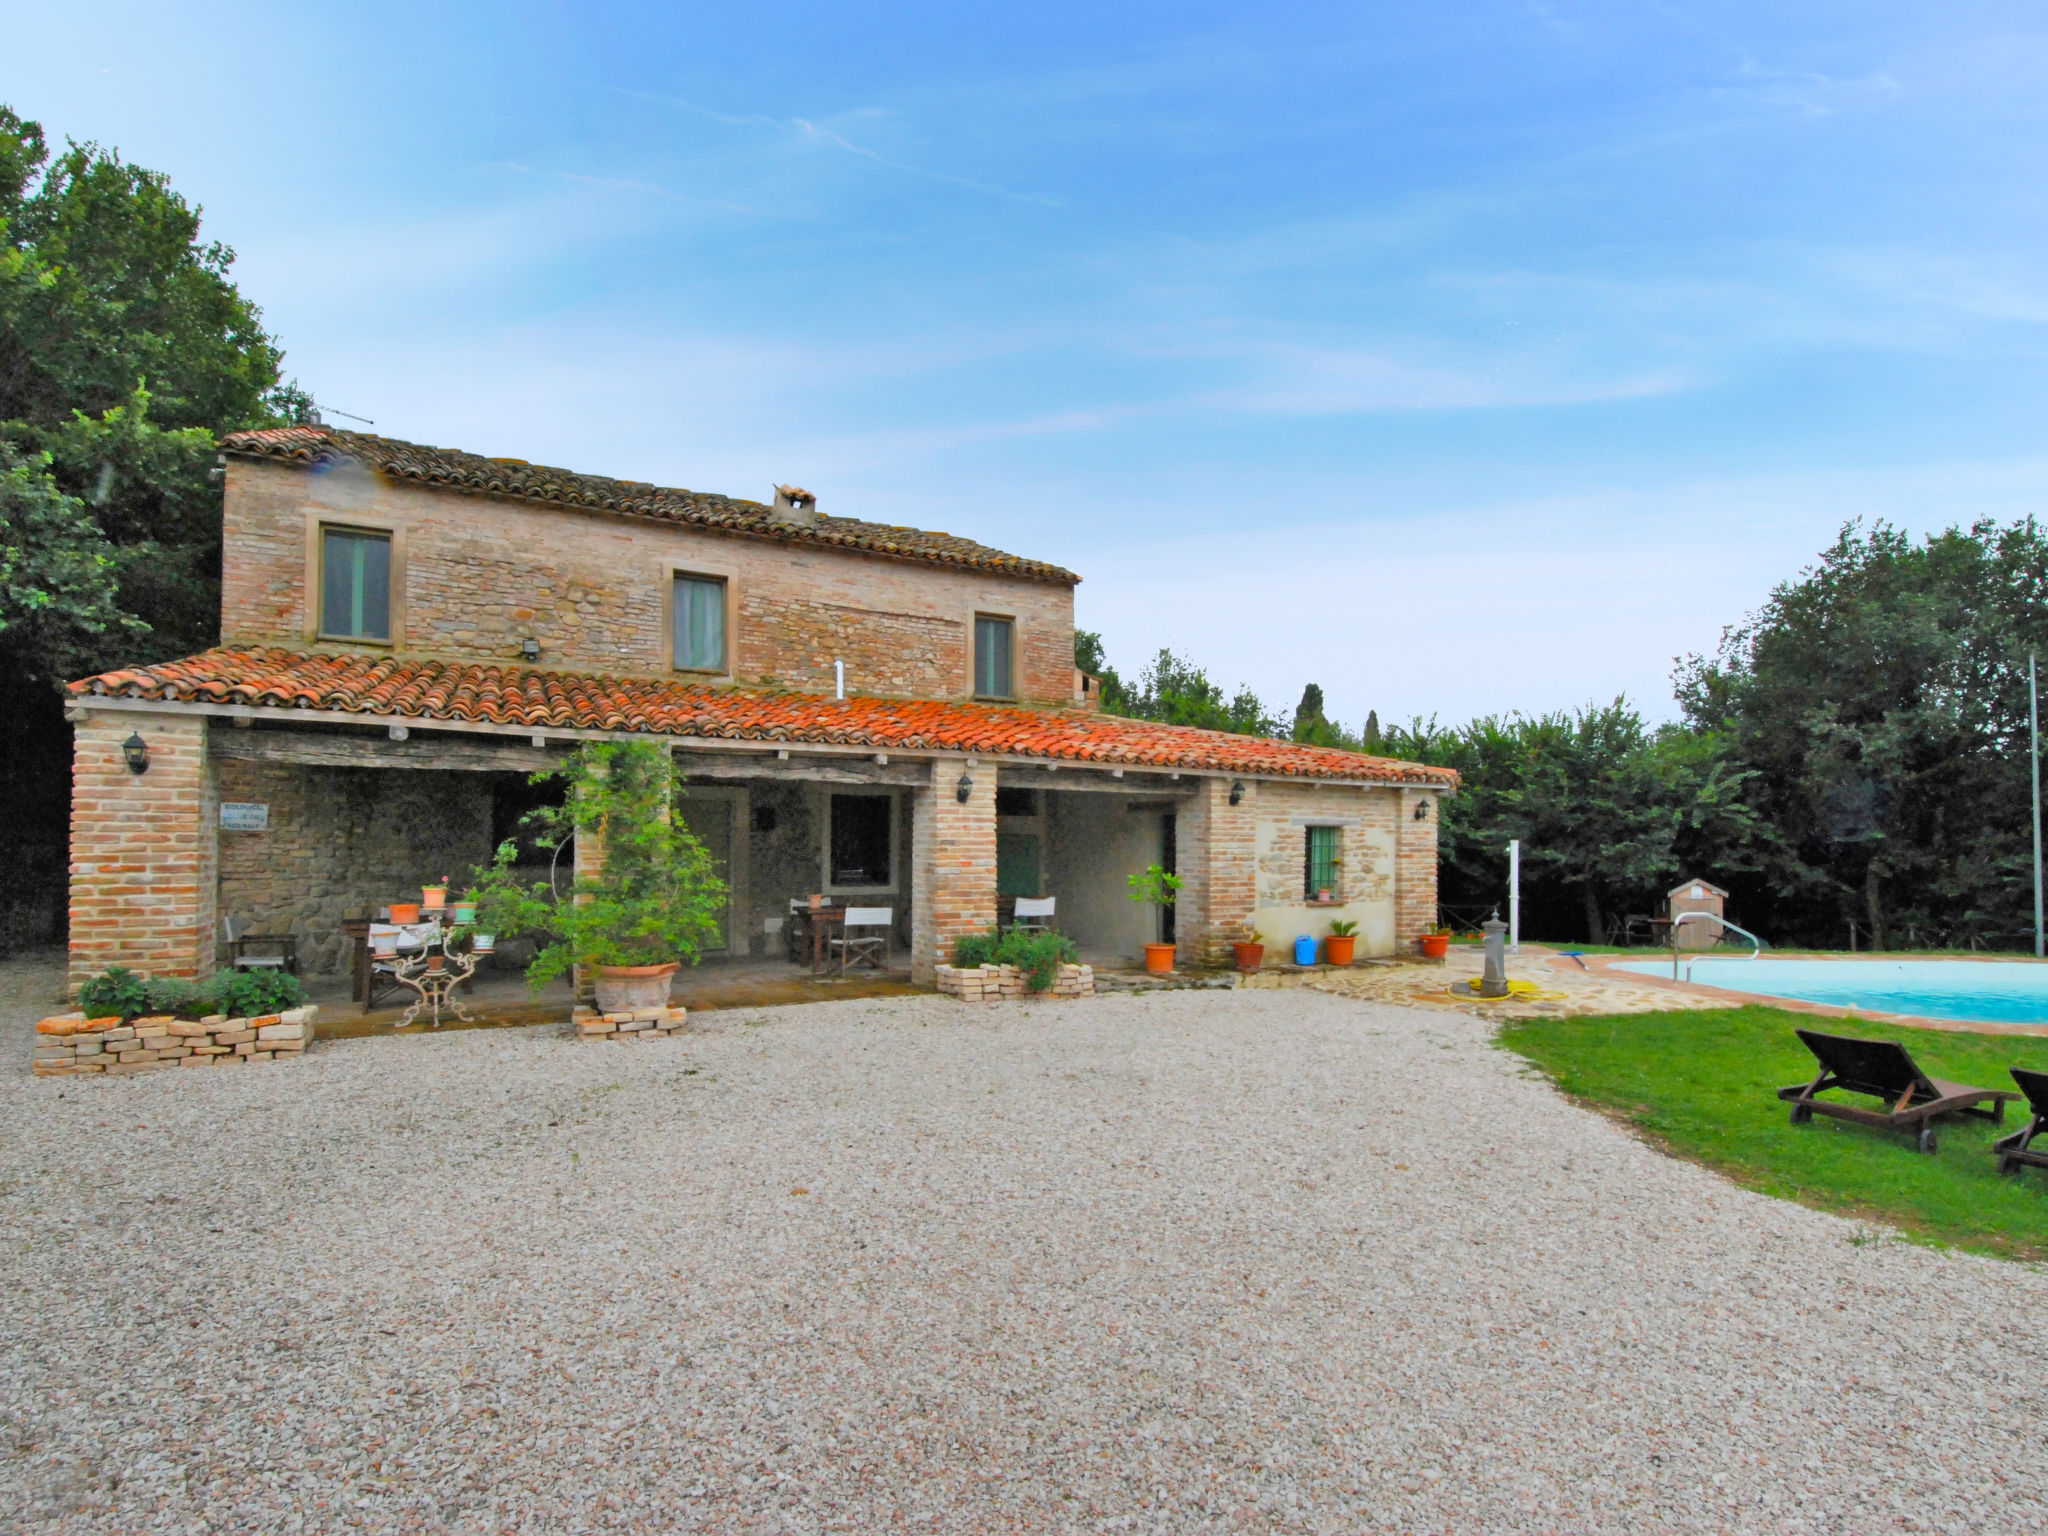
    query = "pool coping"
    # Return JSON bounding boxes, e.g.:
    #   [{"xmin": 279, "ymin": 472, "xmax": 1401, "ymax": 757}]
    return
[{"xmin": 1566, "ymin": 951, "xmax": 2048, "ymax": 1037}]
